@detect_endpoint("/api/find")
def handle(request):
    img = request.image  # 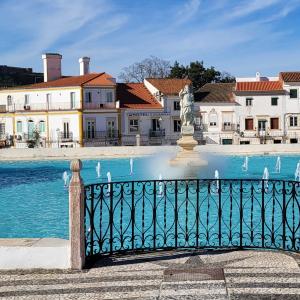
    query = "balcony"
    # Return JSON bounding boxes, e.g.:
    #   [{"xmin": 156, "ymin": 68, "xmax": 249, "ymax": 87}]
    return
[
  {"xmin": 84, "ymin": 102, "xmax": 116, "ymax": 110},
  {"xmin": 149, "ymin": 129, "xmax": 165, "ymax": 138},
  {"xmin": 59, "ymin": 132, "xmax": 73, "ymax": 142},
  {"xmin": 84, "ymin": 130, "xmax": 119, "ymax": 140},
  {"xmin": 222, "ymin": 123, "xmax": 237, "ymax": 131},
  {"xmin": 3, "ymin": 102, "xmax": 80, "ymax": 112}
]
